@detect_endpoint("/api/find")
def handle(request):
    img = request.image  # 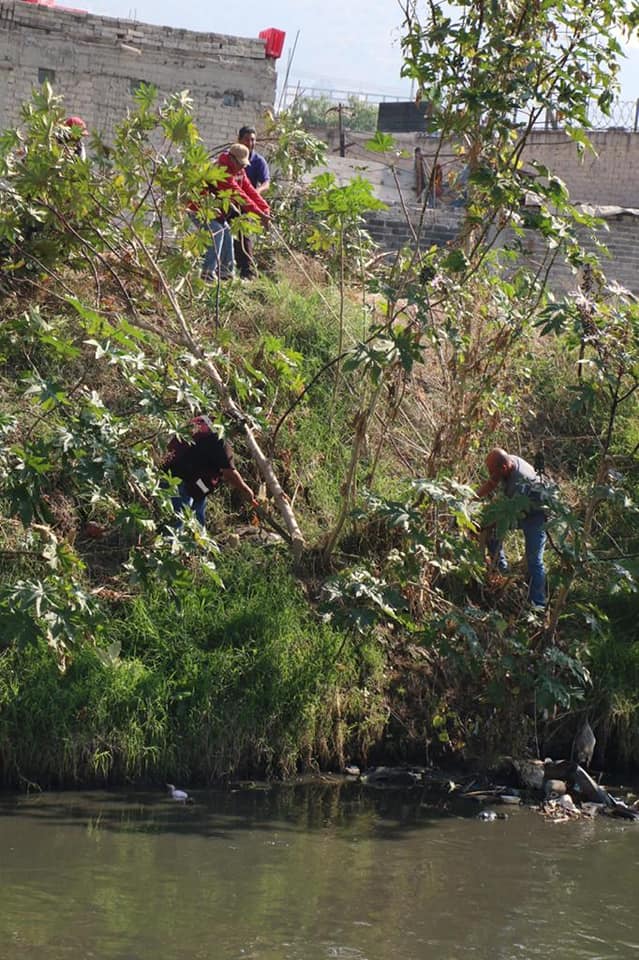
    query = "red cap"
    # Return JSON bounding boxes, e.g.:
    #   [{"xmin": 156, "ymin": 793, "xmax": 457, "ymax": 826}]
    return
[
  {"xmin": 64, "ymin": 116, "xmax": 88, "ymax": 135},
  {"xmin": 190, "ymin": 415, "xmax": 213, "ymax": 434}
]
